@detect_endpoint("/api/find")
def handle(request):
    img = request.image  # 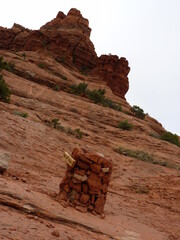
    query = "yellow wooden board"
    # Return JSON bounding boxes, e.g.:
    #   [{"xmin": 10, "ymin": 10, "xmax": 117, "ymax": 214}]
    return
[{"xmin": 64, "ymin": 152, "xmax": 76, "ymax": 168}]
